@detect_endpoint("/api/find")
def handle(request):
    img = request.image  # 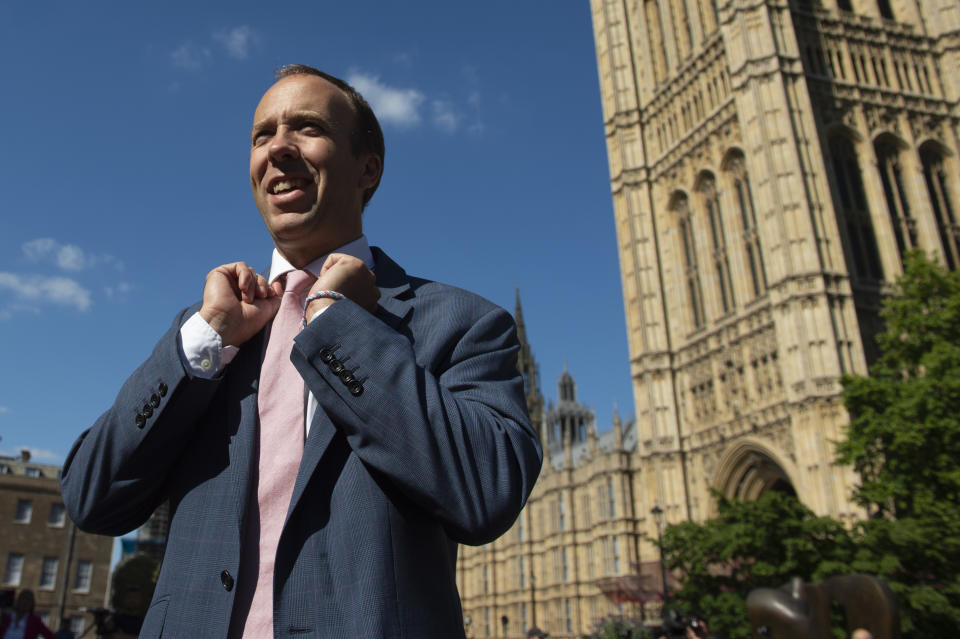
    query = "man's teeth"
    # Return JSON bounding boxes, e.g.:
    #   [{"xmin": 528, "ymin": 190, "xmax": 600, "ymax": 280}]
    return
[{"xmin": 271, "ymin": 179, "xmax": 305, "ymax": 194}]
